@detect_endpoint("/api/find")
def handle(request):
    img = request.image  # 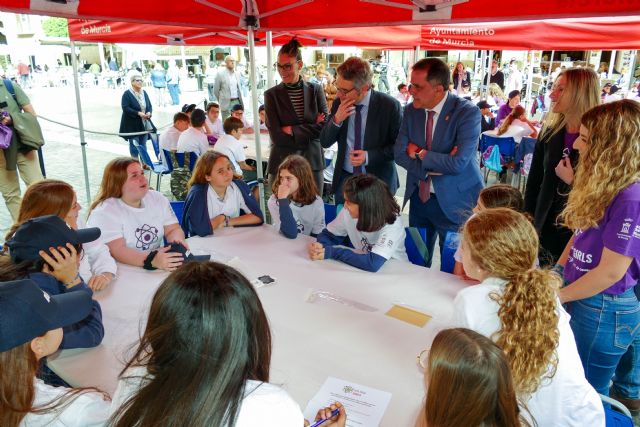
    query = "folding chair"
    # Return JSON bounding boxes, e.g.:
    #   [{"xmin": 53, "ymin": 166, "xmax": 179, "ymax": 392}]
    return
[
  {"xmin": 601, "ymin": 394, "xmax": 634, "ymax": 427},
  {"xmin": 324, "ymin": 203, "xmax": 342, "ymax": 225},
  {"xmin": 170, "ymin": 201, "xmax": 185, "ymax": 225},
  {"xmin": 514, "ymin": 136, "xmax": 537, "ymax": 191},
  {"xmin": 441, "ymin": 231, "xmax": 460, "ymax": 274},
  {"xmin": 134, "ymin": 141, "xmax": 171, "ymax": 190},
  {"xmin": 405, "ymin": 227, "xmax": 429, "ymax": 267},
  {"xmin": 480, "ymin": 134, "xmax": 517, "ymax": 183}
]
